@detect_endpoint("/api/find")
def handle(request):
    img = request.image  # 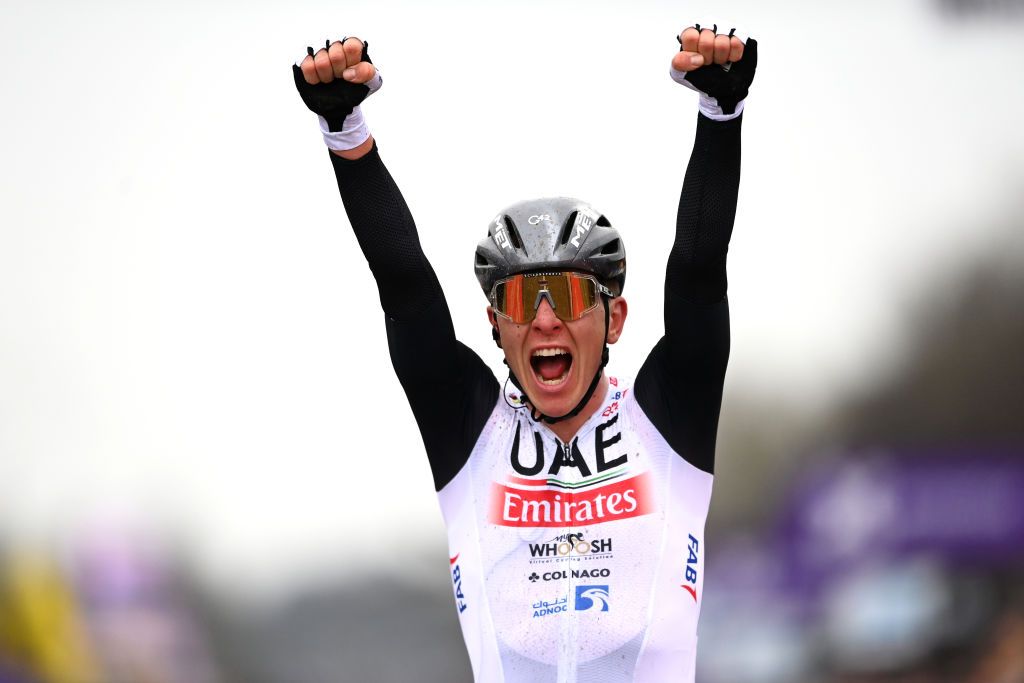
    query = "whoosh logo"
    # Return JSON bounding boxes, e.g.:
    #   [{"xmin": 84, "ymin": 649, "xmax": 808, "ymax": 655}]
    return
[
  {"xmin": 488, "ymin": 472, "xmax": 655, "ymax": 528},
  {"xmin": 528, "ymin": 533, "xmax": 612, "ymax": 558}
]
